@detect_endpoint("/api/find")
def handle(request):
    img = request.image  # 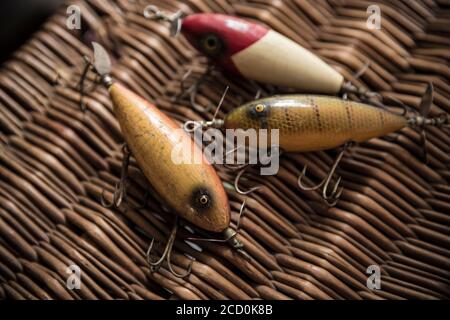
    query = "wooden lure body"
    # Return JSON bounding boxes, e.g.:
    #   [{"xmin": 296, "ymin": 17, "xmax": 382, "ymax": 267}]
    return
[
  {"xmin": 109, "ymin": 83, "xmax": 230, "ymax": 233},
  {"xmin": 224, "ymin": 95, "xmax": 407, "ymax": 152},
  {"xmin": 181, "ymin": 13, "xmax": 343, "ymax": 94}
]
